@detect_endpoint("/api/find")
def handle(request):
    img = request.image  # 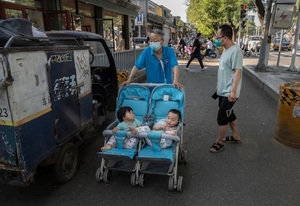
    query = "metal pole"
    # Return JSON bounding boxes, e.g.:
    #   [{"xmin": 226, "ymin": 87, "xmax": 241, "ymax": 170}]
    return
[
  {"xmin": 276, "ymin": 29, "xmax": 284, "ymax": 67},
  {"xmin": 138, "ymin": 26, "xmax": 141, "ymax": 37},
  {"xmin": 288, "ymin": 3, "xmax": 300, "ymax": 72}
]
